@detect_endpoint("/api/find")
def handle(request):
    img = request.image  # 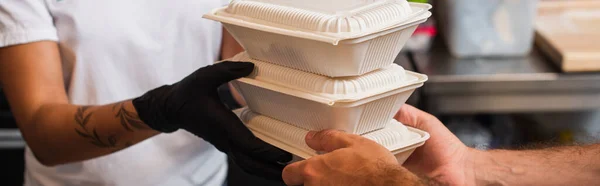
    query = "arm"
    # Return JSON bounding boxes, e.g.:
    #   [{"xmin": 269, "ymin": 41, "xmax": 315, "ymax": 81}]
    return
[
  {"xmin": 1, "ymin": 41, "xmax": 290, "ymax": 180},
  {"xmin": 395, "ymin": 104, "xmax": 600, "ymax": 186},
  {"xmin": 0, "ymin": 41, "xmax": 159, "ymax": 166},
  {"xmin": 283, "ymin": 104, "xmax": 600, "ymax": 185},
  {"xmin": 220, "ymin": 27, "xmax": 247, "ymax": 106},
  {"xmin": 470, "ymin": 145, "xmax": 600, "ymax": 186}
]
